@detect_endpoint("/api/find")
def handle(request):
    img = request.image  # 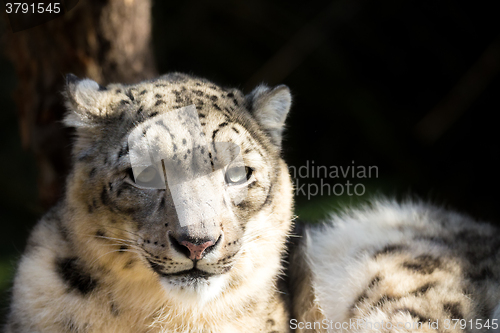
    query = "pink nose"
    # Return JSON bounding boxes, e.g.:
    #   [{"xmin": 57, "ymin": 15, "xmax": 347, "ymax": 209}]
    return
[{"xmin": 180, "ymin": 240, "xmax": 215, "ymax": 260}]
